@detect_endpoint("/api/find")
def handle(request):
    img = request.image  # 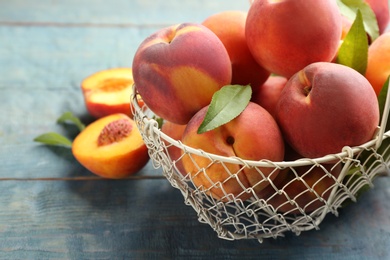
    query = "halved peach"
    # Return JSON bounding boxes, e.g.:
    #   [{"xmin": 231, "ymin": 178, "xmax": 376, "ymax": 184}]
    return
[
  {"xmin": 81, "ymin": 68, "xmax": 143, "ymax": 118},
  {"xmin": 72, "ymin": 113, "xmax": 149, "ymax": 178}
]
